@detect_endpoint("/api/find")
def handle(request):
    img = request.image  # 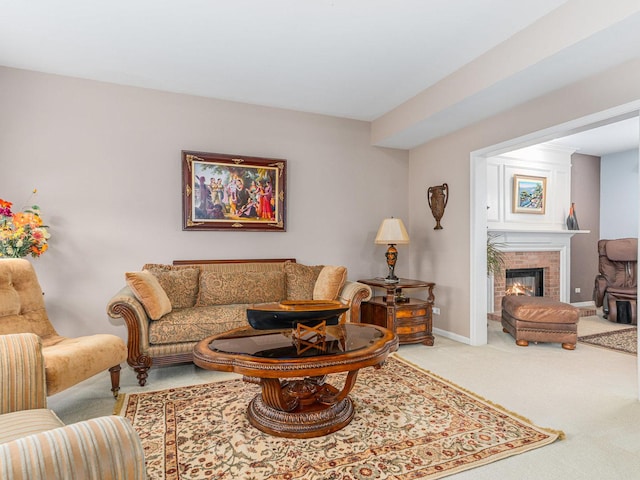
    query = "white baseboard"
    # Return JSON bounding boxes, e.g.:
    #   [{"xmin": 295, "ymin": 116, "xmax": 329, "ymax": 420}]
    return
[{"xmin": 433, "ymin": 327, "xmax": 471, "ymax": 345}]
